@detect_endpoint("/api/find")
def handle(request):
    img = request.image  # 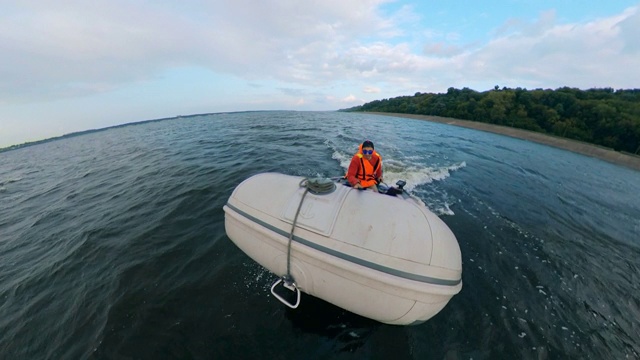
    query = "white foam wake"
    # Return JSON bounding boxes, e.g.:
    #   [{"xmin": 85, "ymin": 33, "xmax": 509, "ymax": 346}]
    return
[
  {"xmin": 329, "ymin": 142, "xmax": 466, "ymax": 216},
  {"xmin": 381, "ymin": 160, "xmax": 466, "ymax": 192}
]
